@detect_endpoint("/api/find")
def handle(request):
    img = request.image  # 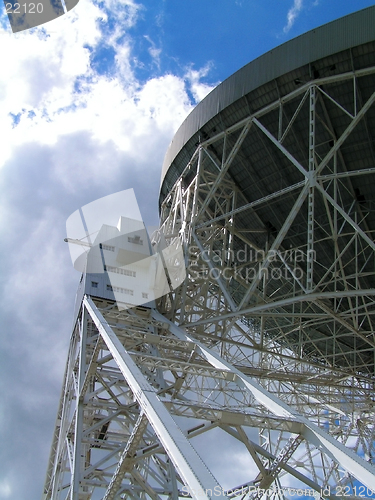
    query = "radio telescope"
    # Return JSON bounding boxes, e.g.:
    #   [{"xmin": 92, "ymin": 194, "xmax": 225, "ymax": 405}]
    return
[{"xmin": 43, "ymin": 7, "xmax": 375, "ymax": 499}]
